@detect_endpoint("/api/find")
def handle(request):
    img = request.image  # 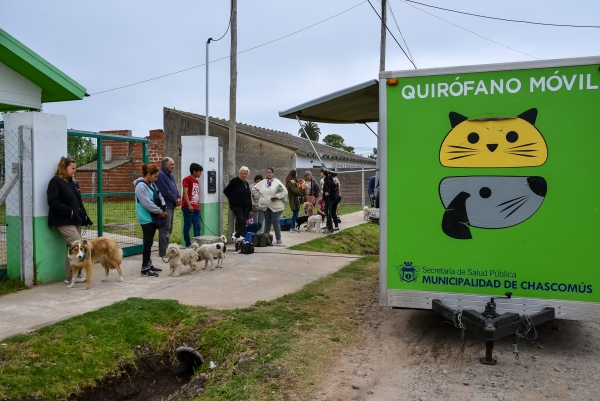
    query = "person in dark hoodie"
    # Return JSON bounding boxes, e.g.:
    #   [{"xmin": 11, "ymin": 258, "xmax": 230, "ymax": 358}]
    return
[
  {"xmin": 134, "ymin": 164, "xmax": 167, "ymax": 277},
  {"xmin": 155, "ymin": 157, "xmax": 181, "ymax": 257},
  {"xmin": 47, "ymin": 157, "xmax": 92, "ymax": 284},
  {"xmin": 322, "ymin": 169, "xmax": 339, "ymax": 234},
  {"xmin": 223, "ymin": 166, "xmax": 252, "ymax": 238}
]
